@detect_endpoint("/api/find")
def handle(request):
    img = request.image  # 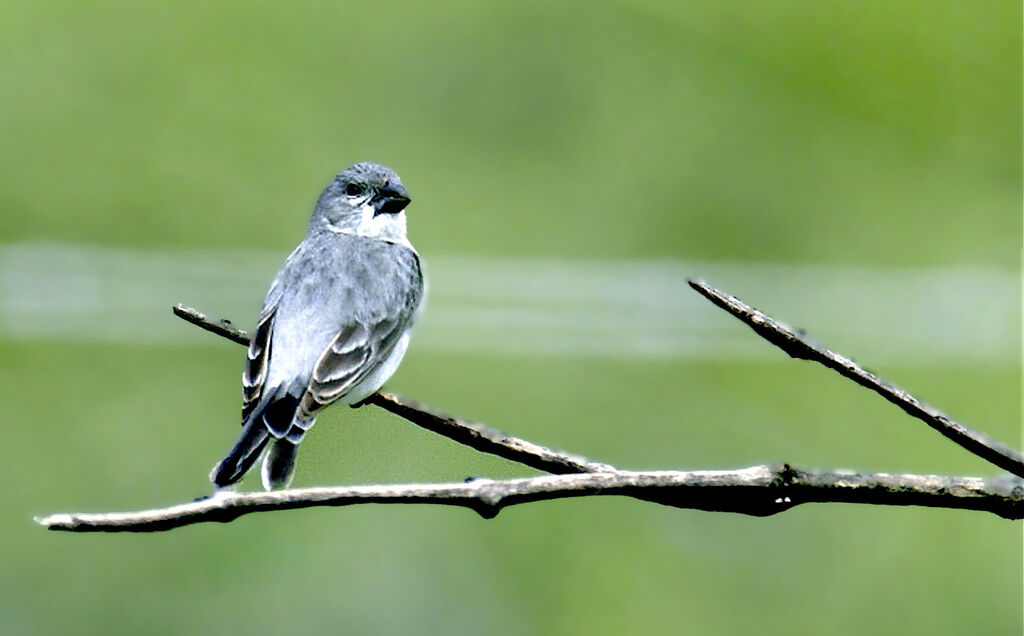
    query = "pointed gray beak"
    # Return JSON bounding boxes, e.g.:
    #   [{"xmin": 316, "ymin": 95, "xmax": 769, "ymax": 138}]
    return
[{"xmin": 372, "ymin": 183, "xmax": 411, "ymax": 216}]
